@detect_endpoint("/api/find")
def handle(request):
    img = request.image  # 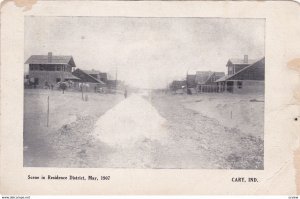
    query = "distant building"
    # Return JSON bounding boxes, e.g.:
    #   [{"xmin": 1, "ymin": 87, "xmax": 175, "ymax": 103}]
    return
[
  {"xmin": 82, "ymin": 69, "xmax": 101, "ymax": 79},
  {"xmin": 99, "ymin": 72, "xmax": 108, "ymax": 83},
  {"xmin": 216, "ymin": 57, "xmax": 265, "ymax": 93},
  {"xmin": 81, "ymin": 70, "xmax": 108, "ymax": 83},
  {"xmin": 186, "ymin": 75, "xmax": 196, "ymax": 88},
  {"xmin": 25, "ymin": 52, "xmax": 80, "ymax": 88},
  {"xmin": 72, "ymin": 69, "xmax": 105, "ymax": 84},
  {"xmin": 226, "ymin": 55, "xmax": 257, "ymax": 75},
  {"xmin": 170, "ymin": 80, "xmax": 186, "ymax": 93},
  {"xmin": 195, "ymin": 71, "xmax": 225, "ymax": 92}
]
